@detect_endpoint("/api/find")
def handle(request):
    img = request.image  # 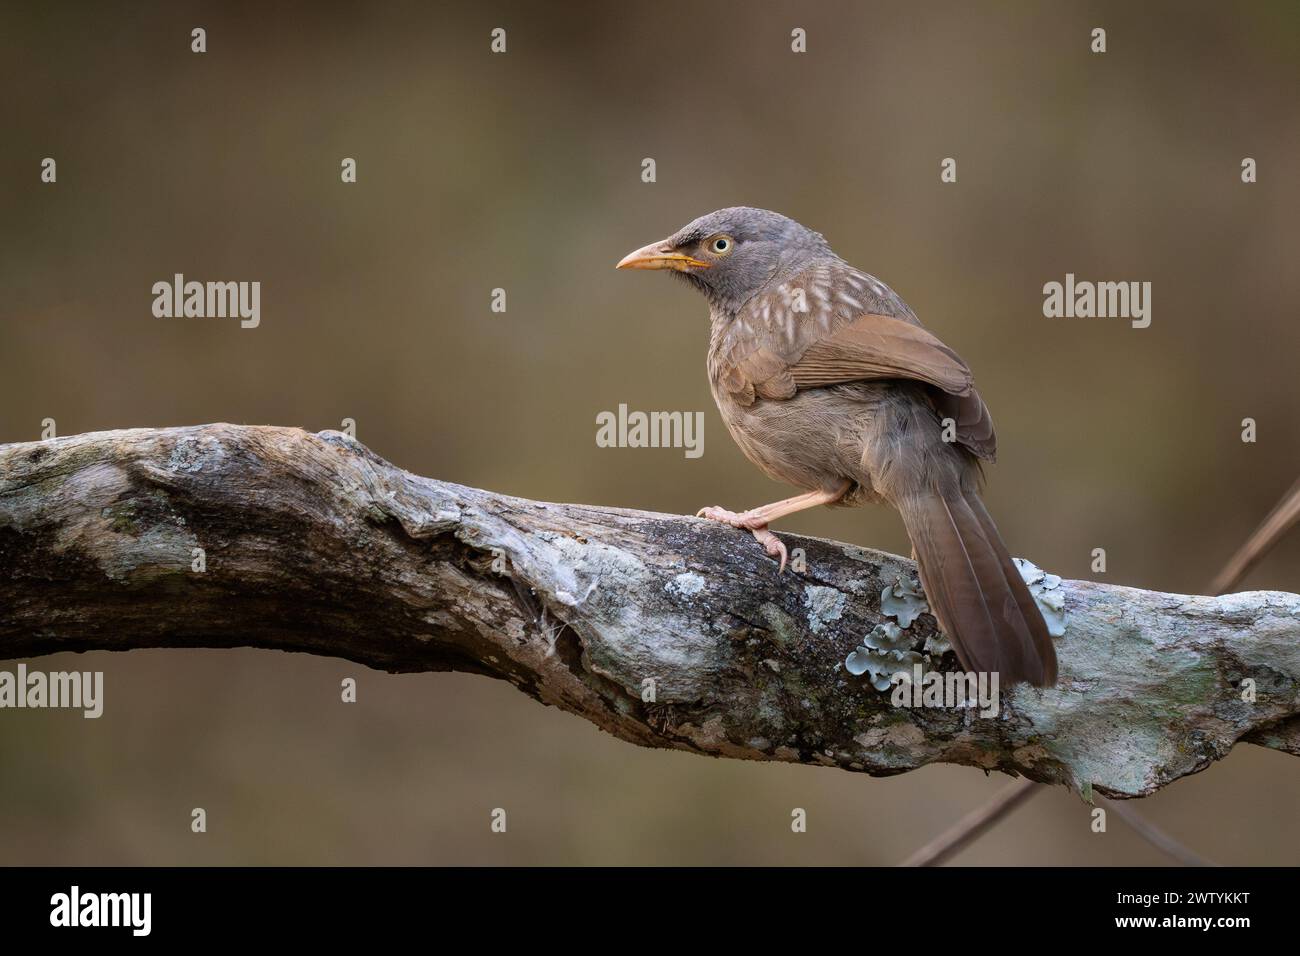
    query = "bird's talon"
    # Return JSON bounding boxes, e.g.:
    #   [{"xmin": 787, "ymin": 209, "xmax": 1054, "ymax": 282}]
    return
[{"xmin": 751, "ymin": 528, "xmax": 788, "ymax": 573}]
